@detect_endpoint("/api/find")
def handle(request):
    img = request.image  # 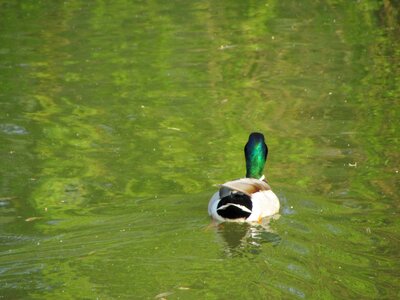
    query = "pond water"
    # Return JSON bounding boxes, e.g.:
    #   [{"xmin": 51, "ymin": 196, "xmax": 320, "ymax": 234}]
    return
[{"xmin": 0, "ymin": 1, "xmax": 399, "ymax": 299}]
